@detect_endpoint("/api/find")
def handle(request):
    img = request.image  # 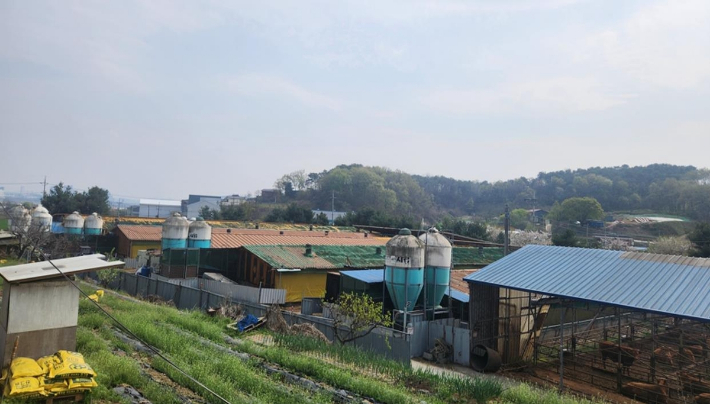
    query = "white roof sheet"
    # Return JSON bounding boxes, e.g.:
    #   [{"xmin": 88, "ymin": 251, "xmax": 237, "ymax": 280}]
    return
[
  {"xmin": 0, "ymin": 254, "xmax": 125, "ymax": 283},
  {"xmin": 139, "ymin": 199, "xmax": 181, "ymax": 206}
]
